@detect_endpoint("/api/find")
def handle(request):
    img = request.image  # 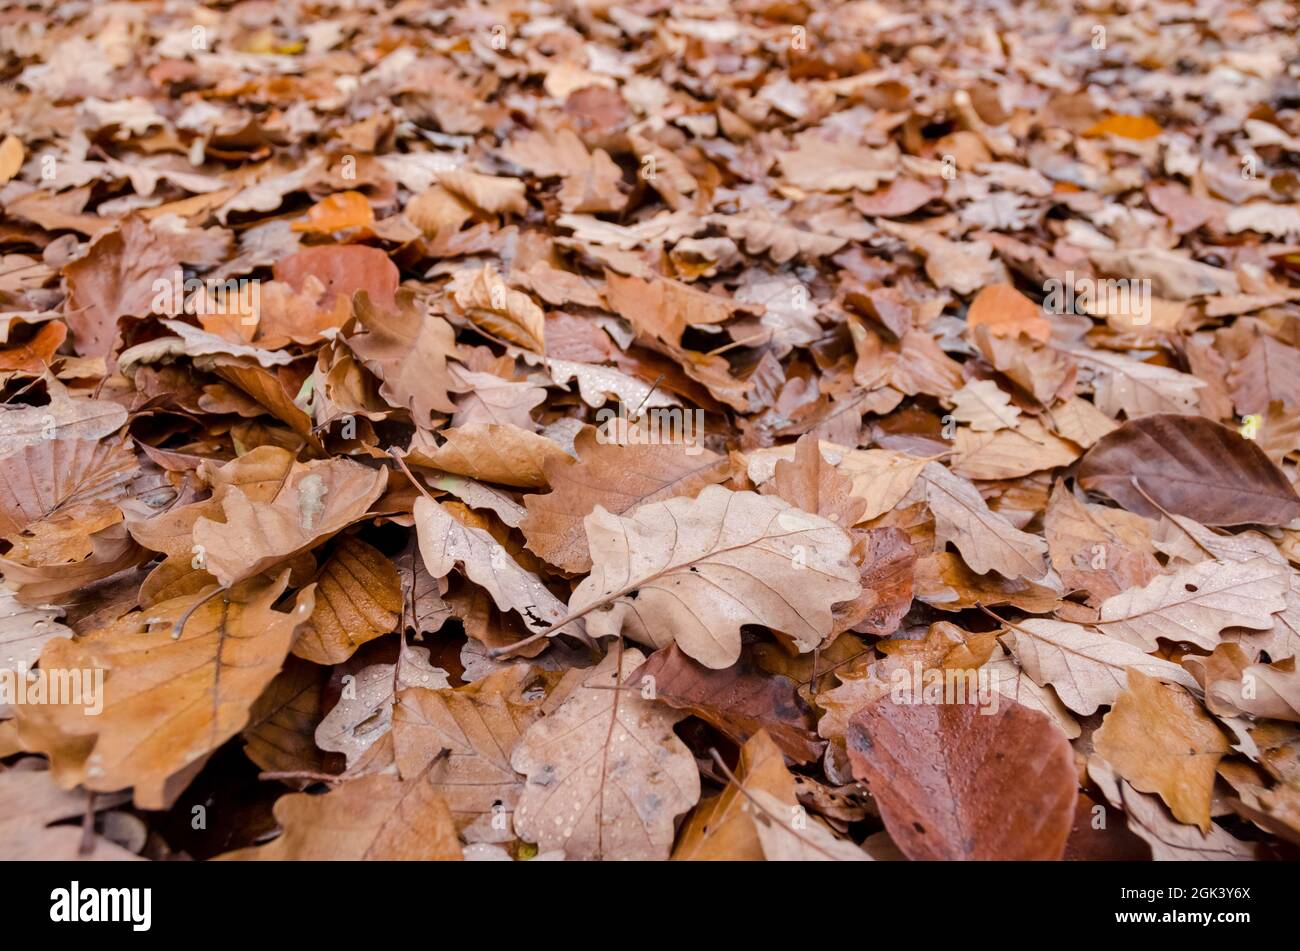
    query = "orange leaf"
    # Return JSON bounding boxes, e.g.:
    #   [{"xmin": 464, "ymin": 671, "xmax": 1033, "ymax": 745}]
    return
[
  {"xmin": 0, "ymin": 322, "xmax": 66, "ymax": 372},
  {"xmin": 966, "ymin": 283, "xmax": 1051, "ymax": 344},
  {"xmin": 291, "ymin": 191, "xmax": 375, "ymax": 234},
  {"xmin": 1084, "ymin": 114, "xmax": 1163, "ymax": 140}
]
